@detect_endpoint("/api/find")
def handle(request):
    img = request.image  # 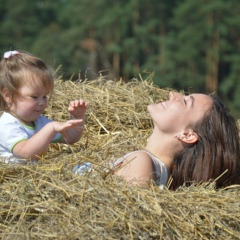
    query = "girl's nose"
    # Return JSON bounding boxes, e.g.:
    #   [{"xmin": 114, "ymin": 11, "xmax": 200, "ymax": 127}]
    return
[{"xmin": 38, "ymin": 97, "xmax": 46, "ymax": 106}]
